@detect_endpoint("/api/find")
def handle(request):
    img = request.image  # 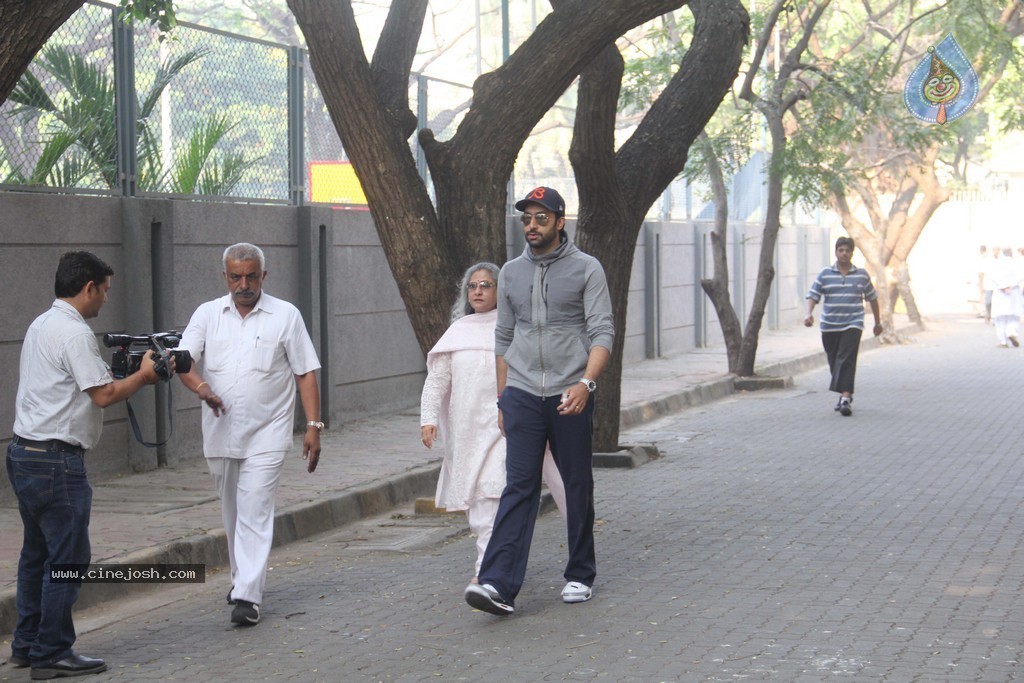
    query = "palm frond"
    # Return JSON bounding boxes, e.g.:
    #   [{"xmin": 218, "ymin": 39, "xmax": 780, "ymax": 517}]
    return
[
  {"xmin": 0, "ymin": 145, "xmax": 27, "ymax": 185},
  {"xmin": 136, "ymin": 124, "xmax": 169, "ymax": 191},
  {"xmin": 8, "ymin": 69, "xmax": 57, "ymax": 116},
  {"xmin": 47, "ymin": 154, "xmax": 100, "ymax": 188},
  {"xmin": 197, "ymin": 150, "xmax": 261, "ymax": 196},
  {"xmin": 138, "ymin": 48, "xmax": 208, "ymax": 119},
  {"xmin": 7, "ymin": 44, "xmax": 254, "ymax": 196},
  {"xmin": 170, "ymin": 114, "xmax": 236, "ymax": 194},
  {"xmin": 28, "ymin": 129, "xmax": 82, "ymax": 185}
]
